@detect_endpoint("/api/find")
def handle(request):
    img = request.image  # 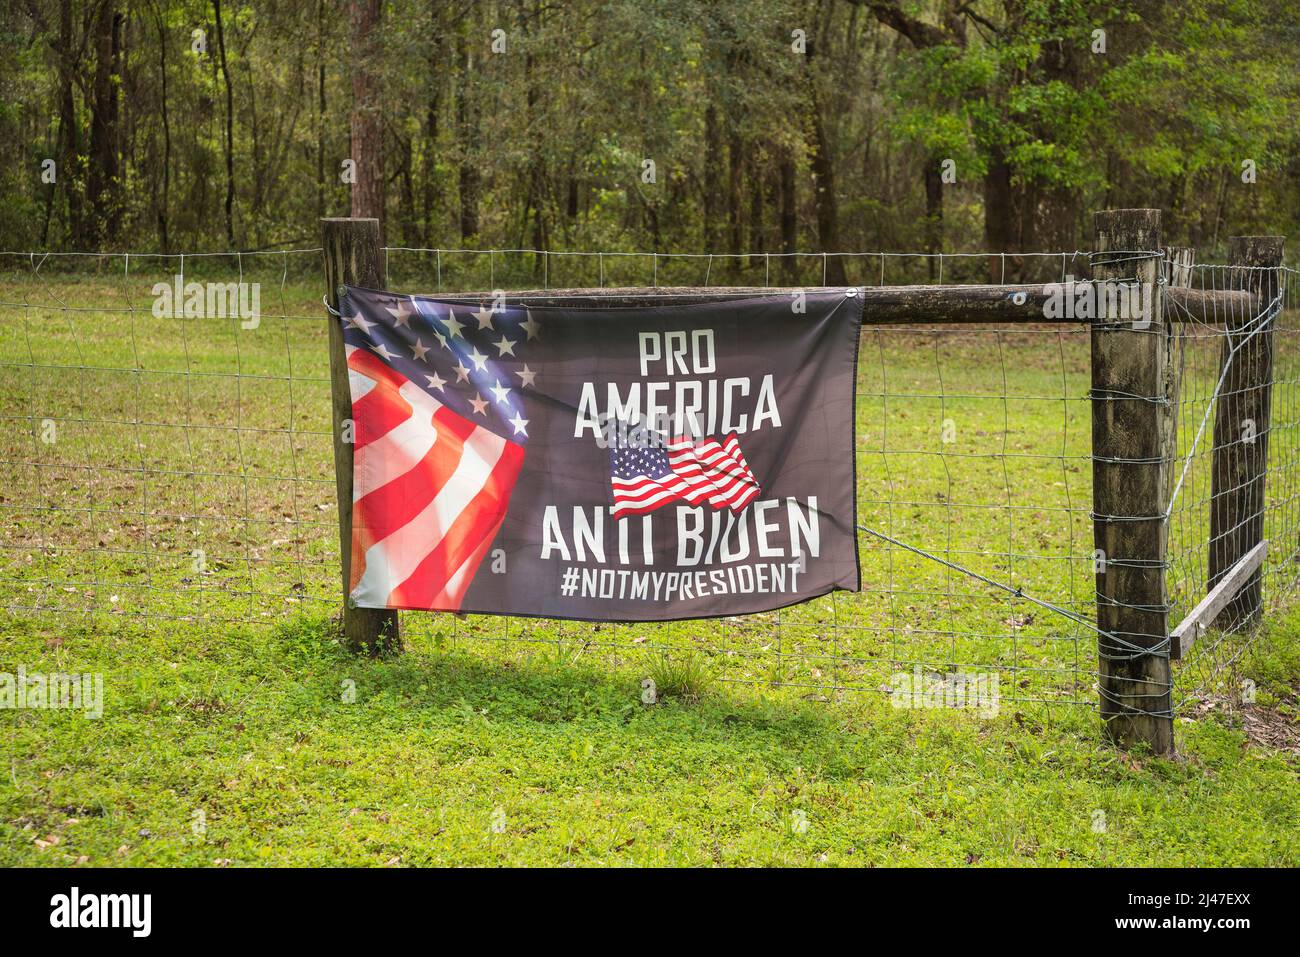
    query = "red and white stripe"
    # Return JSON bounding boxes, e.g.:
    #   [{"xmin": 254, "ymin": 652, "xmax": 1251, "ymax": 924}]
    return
[
  {"xmin": 610, "ymin": 469, "xmax": 693, "ymax": 518},
  {"xmin": 345, "ymin": 345, "xmax": 524, "ymax": 611},
  {"xmin": 667, "ymin": 434, "xmax": 761, "ymax": 512}
]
